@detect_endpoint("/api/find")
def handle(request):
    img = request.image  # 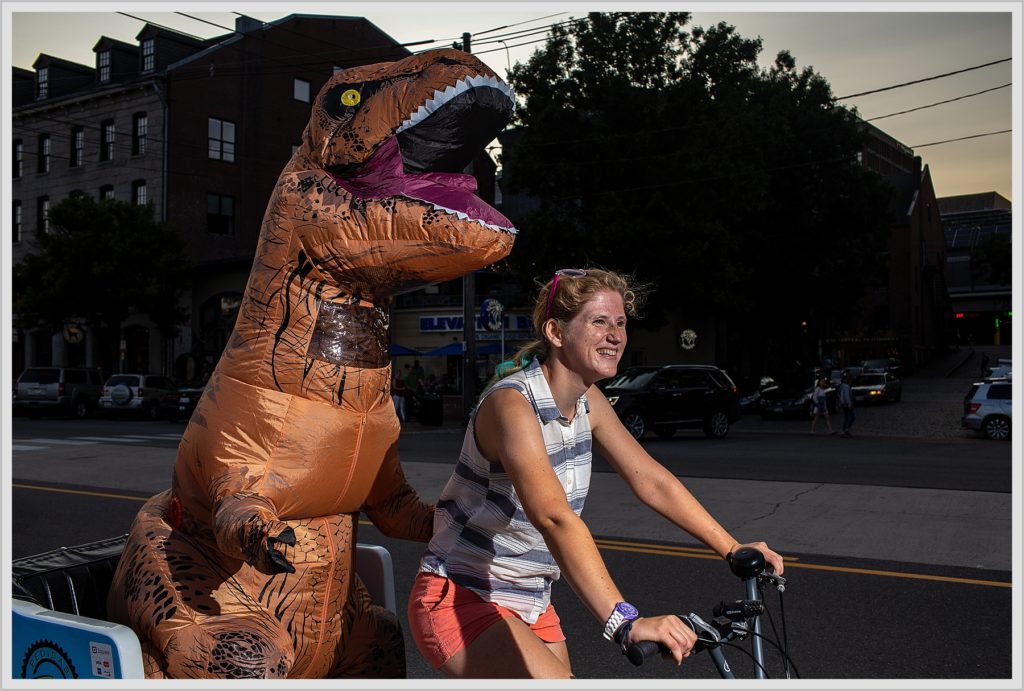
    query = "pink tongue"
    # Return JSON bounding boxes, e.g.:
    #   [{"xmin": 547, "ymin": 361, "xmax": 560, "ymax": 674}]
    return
[{"xmin": 329, "ymin": 138, "xmax": 512, "ymax": 229}]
